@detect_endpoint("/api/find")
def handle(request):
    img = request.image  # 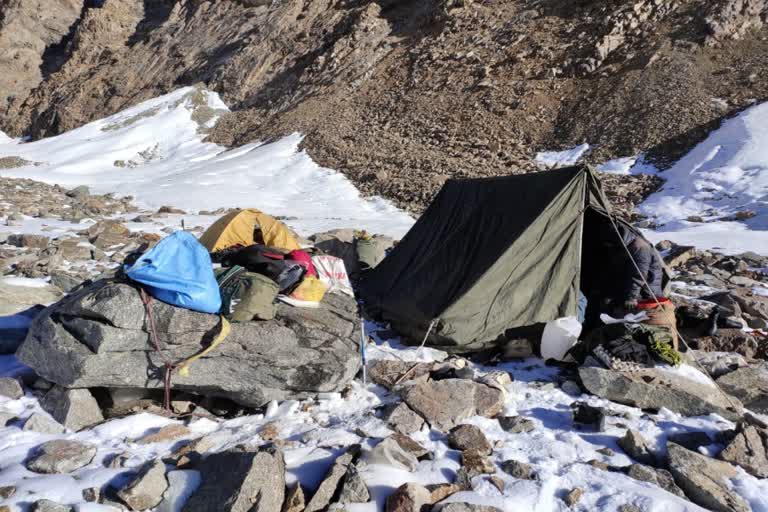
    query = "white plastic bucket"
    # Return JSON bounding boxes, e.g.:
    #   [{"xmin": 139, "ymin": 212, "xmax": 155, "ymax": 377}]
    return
[{"xmin": 540, "ymin": 317, "xmax": 582, "ymax": 361}]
